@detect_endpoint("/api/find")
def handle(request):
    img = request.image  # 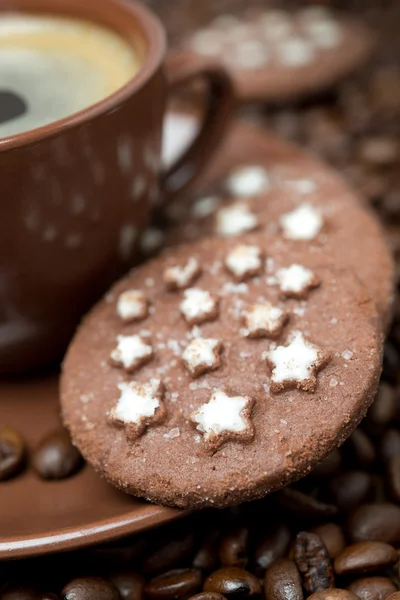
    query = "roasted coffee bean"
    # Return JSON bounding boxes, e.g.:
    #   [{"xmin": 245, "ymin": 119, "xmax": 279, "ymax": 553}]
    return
[
  {"xmin": 278, "ymin": 488, "xmax": 337, "ymax": 521},
  {"xmin": 62, "ymin": 577, "xmax": 120, "ymax": 600},
  {"xmin": 108, "ymin": 573, "xmax": 144, "ymax": 600},
  {"xmin": 346, "ymin": 577, "xmax": 397, "ymax": 600},
  {"xmin": 380, "ymin": 430, "xmax": 400, "ymax": 463},
  {"xmin": 0, "ymin": 425, "xmax": 25, "ymax": 480},
  {"xmin": 188, "ymin": 595, "xmax": 225, "ymax": 600},
  {"xmin": 334, "ymin": 542, "xmax": 398, "ymax": 576},
  {"xmin": 308, "ymin": 591, "xmax": 360, "ymax": 600},
  {"xmin": 264, "ymin": 558, "xmax": 303, "ymax": 600},
  {"xmin": 386, "ymin": 455, "xmax": 400, "ymax": 503},
  {"xmin": 32, "ymin": 429, "xmax": 83, "ymax": 480},
  {"xmin": 293, "ymin": 532, "xmax": 334, "ymax": 594},
  {"xmin": 312, "ymin": 451, "xmax": 342, "ymax": 478},
  {"xmin": 327, "ymin": 472, "xmax": 374, "ymax": 513},
  {"xmin": 357, "ymin": 137, "xmax": 399, "ymax": 167},
  {"xmin": 0, "ymin": 589, "xmax": 39, "ymax": 600},
  {"xmin": 310, "ymin": 525, "xmax": 346, "ymax": 560},
  {"xmin": 367, "ymin": 385, "xmax": 396, "ymax": 432},
  {"xmin": 142, "ymin": 528, "xmax": 196, "ymax": 574},
  {"xmin": 347, "ymin": 503, "xmax": 400, "ymax": 543},
  {"xmin": 145, "ymin": 569, "xmax": 202, "ymax": 600},
  {"xmin": 193, "ymin": 530, "xmax": 220, "ymax": 572},
  {"xmin": 203, "ymin": 567, "xmax": 261, "ymax": 599},
  {"xmin": 219, "ymin": 526, "xmax": 248, "ymax": 568},
  {"xmin": 345, "ymin": 431, "xmax": 376, "ymax": 469},
  {"xmin": 253, "ymin": 524, "xmax": 291, "ymax": 574}
]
